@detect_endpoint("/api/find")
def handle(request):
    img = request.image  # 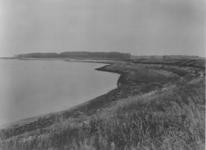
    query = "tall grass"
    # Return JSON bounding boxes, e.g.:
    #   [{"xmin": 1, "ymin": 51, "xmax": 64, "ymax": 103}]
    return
[{"xmin": 0, "ymin": 78, "xmax": 205, "ymax": 150}]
